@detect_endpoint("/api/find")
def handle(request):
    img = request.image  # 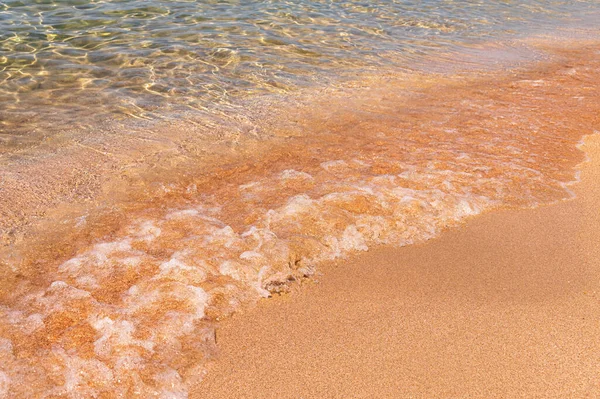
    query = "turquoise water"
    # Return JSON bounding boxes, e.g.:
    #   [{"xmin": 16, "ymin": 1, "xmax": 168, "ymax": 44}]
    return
[{"xmin": 0, "ymin": 0, "xmax": 597, "ymax": 143}]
